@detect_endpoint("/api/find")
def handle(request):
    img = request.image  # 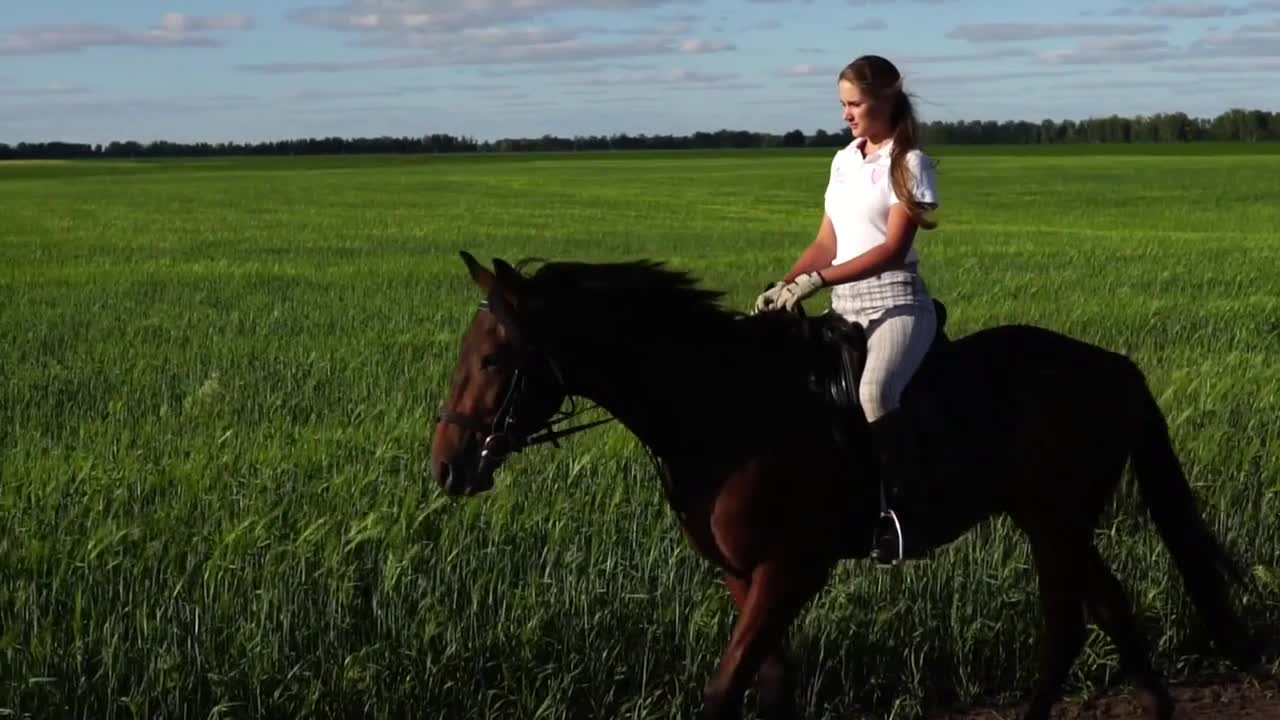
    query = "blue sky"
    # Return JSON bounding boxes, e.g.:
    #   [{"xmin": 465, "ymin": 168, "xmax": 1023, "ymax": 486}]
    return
[{"xmin": 2, "ymin": 0, "xmax": 1277, "ymax": 144}]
